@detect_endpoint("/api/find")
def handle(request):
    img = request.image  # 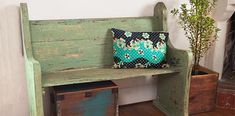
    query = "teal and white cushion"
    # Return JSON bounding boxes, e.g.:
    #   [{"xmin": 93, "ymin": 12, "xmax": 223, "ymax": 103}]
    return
[{"xmin": 111, "ymin": 28, "xmax": 168, "ymax": 68}]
